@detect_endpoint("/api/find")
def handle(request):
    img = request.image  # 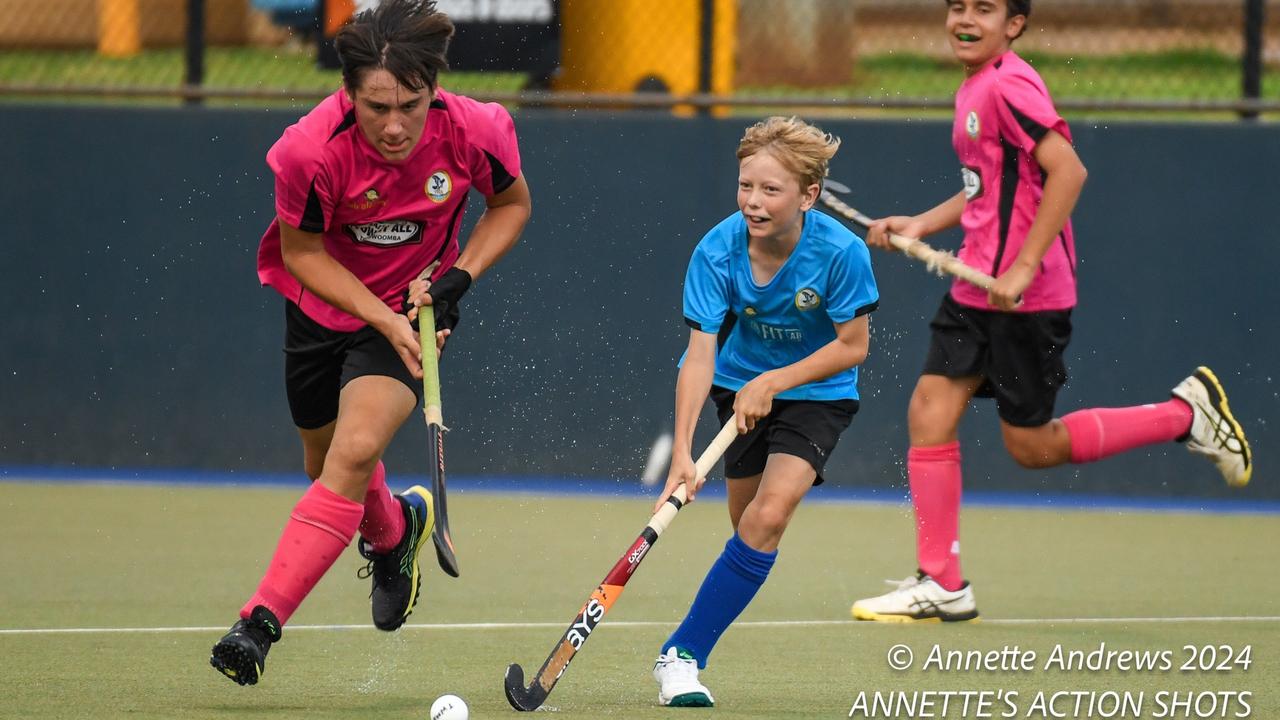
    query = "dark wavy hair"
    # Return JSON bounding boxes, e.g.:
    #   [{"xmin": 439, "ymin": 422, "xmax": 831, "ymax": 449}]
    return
[{"xmin": 334, "ymin": 0, "xmax": 455, "ymax": 94}]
